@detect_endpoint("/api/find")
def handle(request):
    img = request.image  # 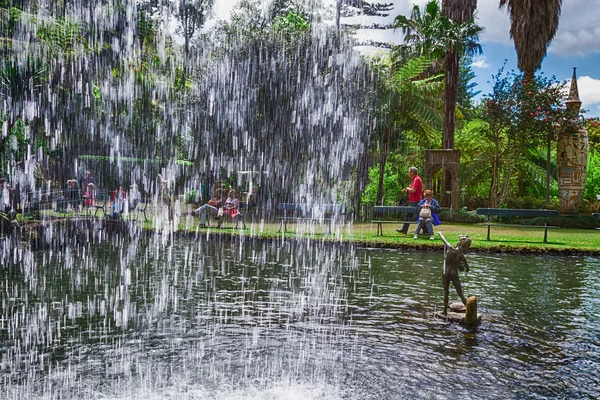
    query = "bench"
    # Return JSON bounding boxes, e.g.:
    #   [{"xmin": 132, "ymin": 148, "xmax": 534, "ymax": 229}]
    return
[
  {"xmin": 593, "ymin": 213, "xmax": 600, "ymax": 229},
  {"xmin": 476, "ymin": 208, "xmax": 560, "ymax": 243},
  {"xmin": 275, "ymin": 203, "xmax": 344, "ymax": 233},
  {"xmin": 371, "ymin": 206, "xmax": 420, "ymax": 236},
  {"xmin": 83, "ymin": 192, "xmax": 108, "ymax": 218},
  {"xmin": 215, "ymin": 201, "xmax": 252, "ymax": 229},
  {"xmin": 128, "ymin": 197, "xmax": 150, "ymax": 222}
]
